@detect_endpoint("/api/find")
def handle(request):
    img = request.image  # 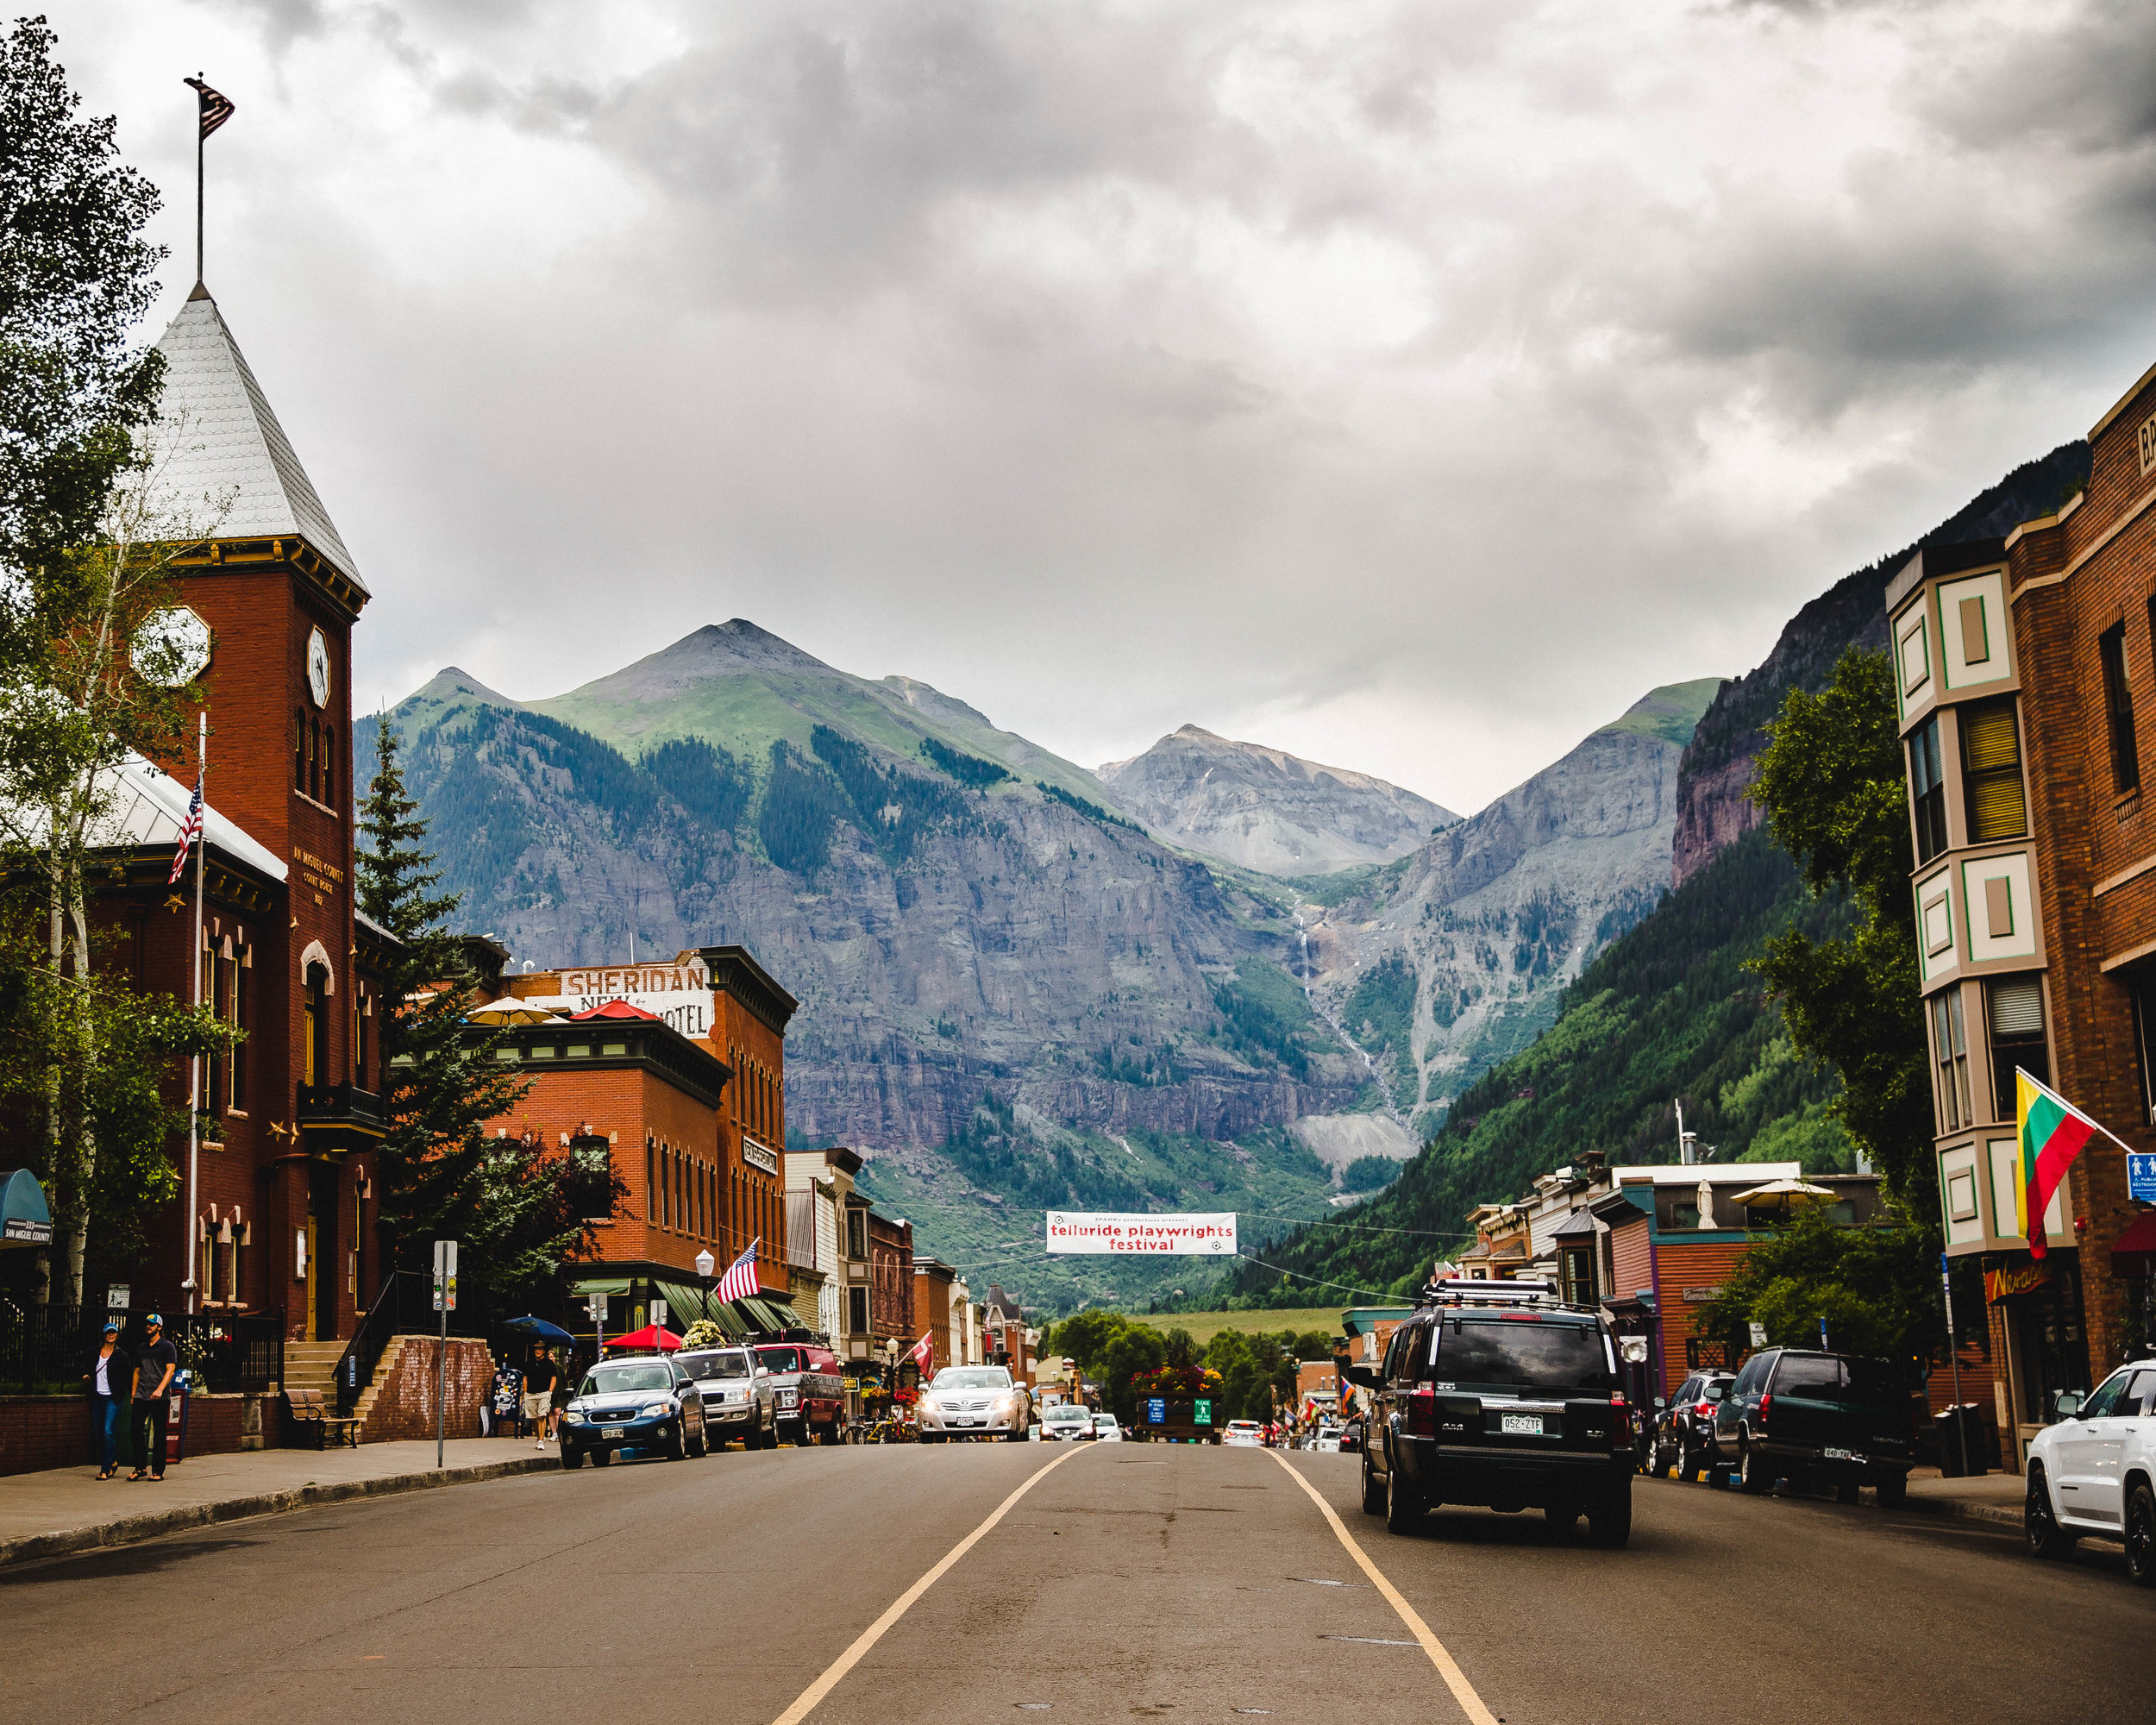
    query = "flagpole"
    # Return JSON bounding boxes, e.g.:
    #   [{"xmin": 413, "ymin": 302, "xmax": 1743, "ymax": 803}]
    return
[
  {"xmin": 185, "ymin": 710, "xmax": 206, "ymax": 1314},
  {"xmin": 193, "ymin": 73, "xmax": 204, "ymax": 285}
]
